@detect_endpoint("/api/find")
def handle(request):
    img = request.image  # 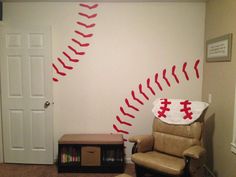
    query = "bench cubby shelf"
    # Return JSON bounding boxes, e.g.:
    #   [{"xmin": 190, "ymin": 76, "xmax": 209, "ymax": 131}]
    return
[{"xmin": 57, "ymin": 134, "xmax": 125, "ymax": 173}]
